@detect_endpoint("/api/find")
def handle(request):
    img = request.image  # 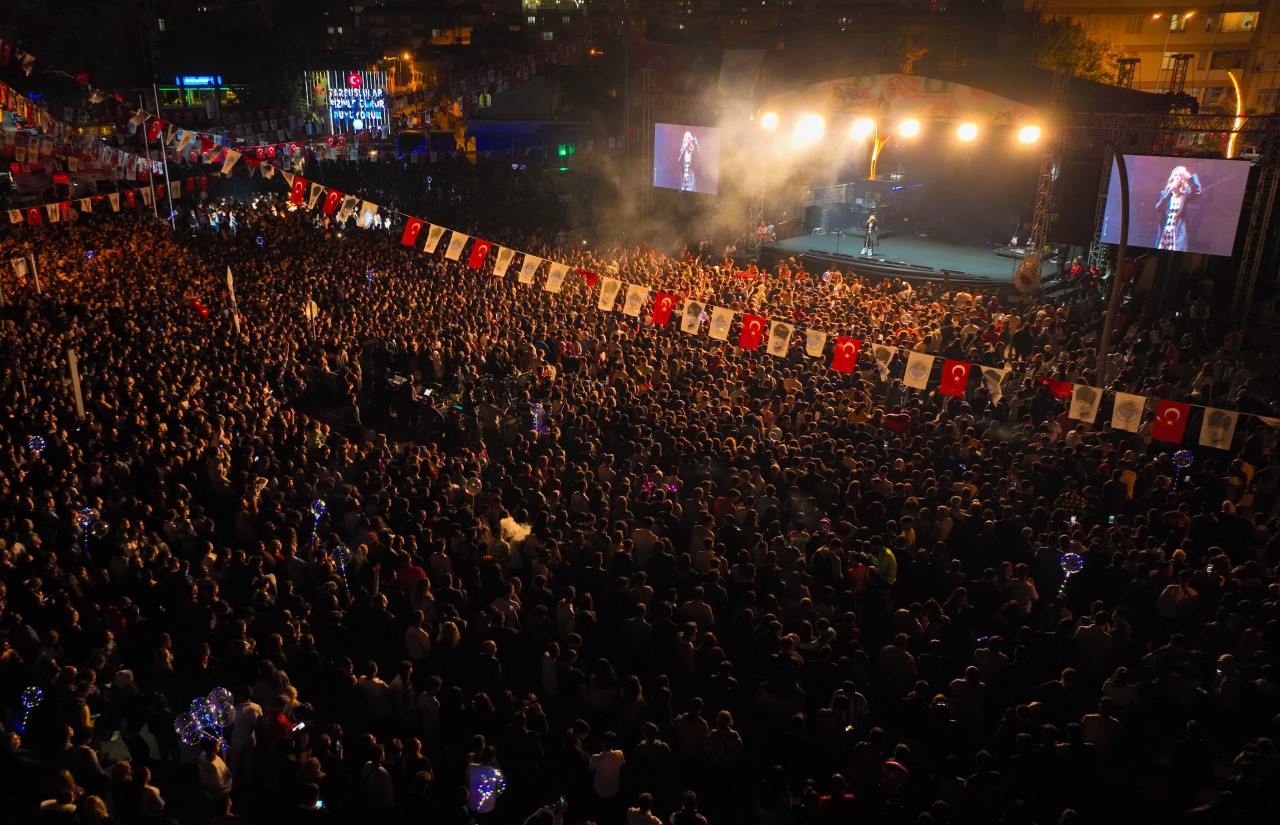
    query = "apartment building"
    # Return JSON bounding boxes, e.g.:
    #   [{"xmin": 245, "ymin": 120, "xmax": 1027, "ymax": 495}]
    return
[{"xmin": 1032, "ymin": 0, "xmax": 1280, "ymax": 112}]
